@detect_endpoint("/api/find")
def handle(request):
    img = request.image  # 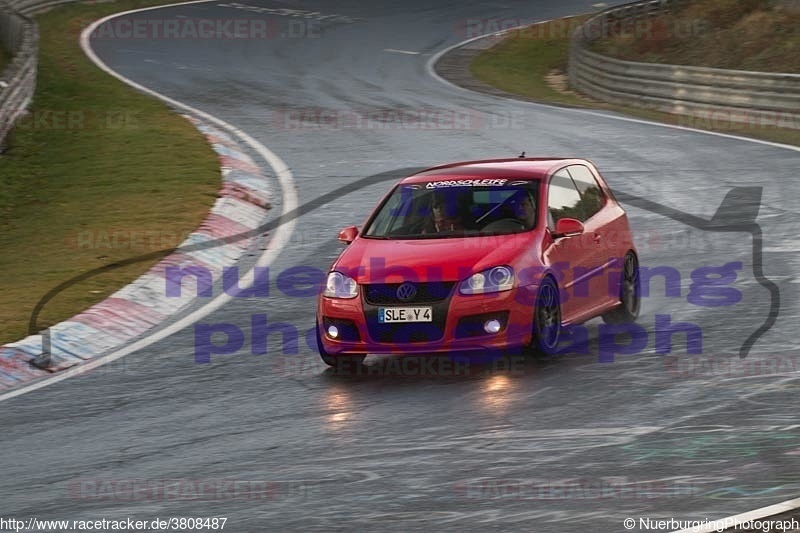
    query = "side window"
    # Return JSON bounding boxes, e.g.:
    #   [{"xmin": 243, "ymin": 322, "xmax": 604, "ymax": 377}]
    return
[
  {"xmin": 547, "ymin": 169, "xmax": 584, "ymax": 227},
  {"xmin": 567, "ymin": 165, "xmax": 605, "ymax": 220}
]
